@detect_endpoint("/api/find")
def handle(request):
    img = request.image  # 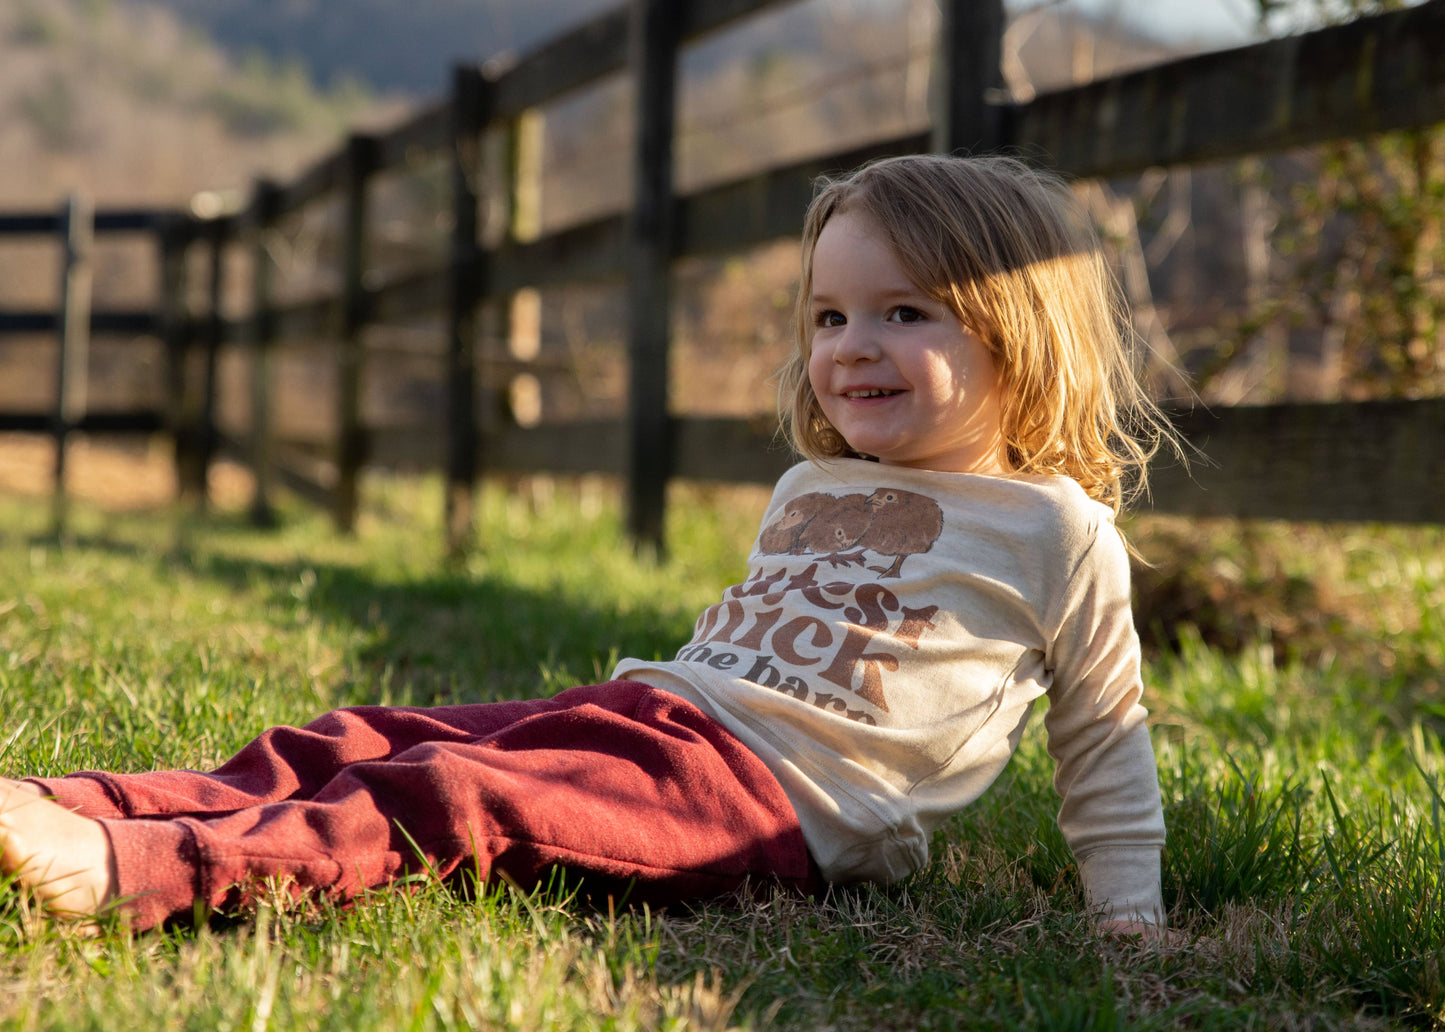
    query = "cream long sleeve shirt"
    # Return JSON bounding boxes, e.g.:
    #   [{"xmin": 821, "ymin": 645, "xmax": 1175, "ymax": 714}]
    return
[{"xmin": 613, "ymin": 459, "xmax": 1165, "ymax": 923}]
